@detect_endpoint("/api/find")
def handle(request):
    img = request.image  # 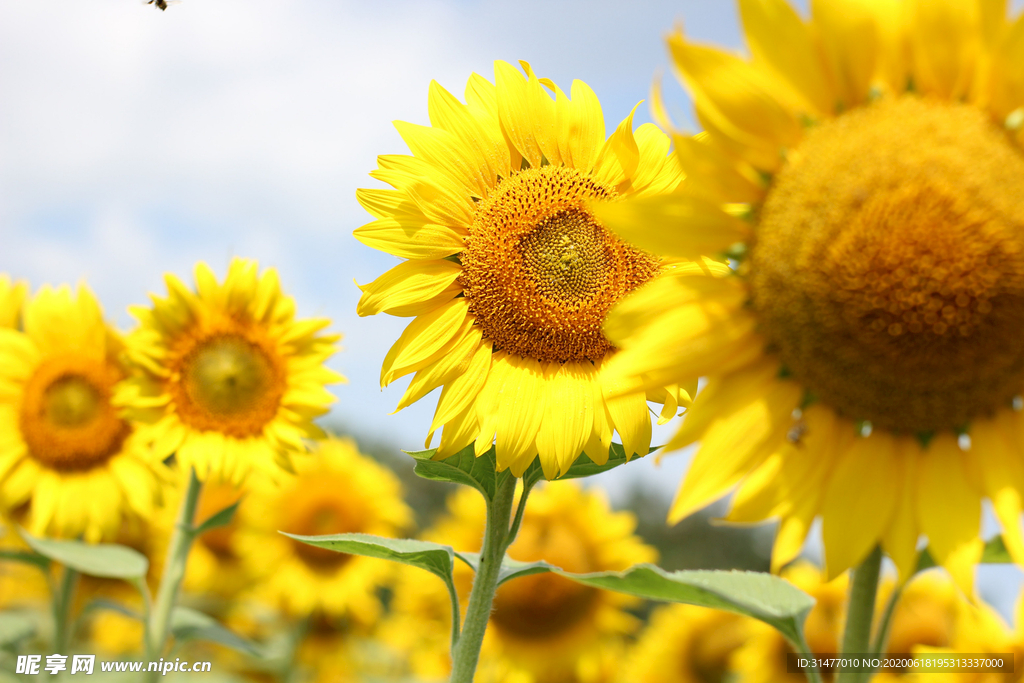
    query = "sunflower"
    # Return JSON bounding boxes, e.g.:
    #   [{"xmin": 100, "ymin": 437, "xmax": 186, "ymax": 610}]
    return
[
  {"xmin": 625, "ymin": 603, "xmax": 751, "ymax": 683},
  {"xmin": 355, "ymin": 60, "xmax": 693, "ymax": 478},
  {"xmin": 917, "ymin": 590, "xmax": 1024, "ymax": 683},
  {"xmin": 0, "ymin": 275, "xmax": 27, "ymax": 329},
  {"xmin": 598, "ymin": 0, "xmax": 1024, "ymax": 581},
  {"xmin": 234, "ymin": 437, "xmax": 412, "ymax": 623},
  {"xmin": 384, "ymin": 481, "xmax": 656, "ymax": 683},
  {"xmin": 0, "ymin": 285, "xmax": 166, "ymax": 541},
  {"xmin": 115, "ymin": 258, "xmax": 344, "ymax": 484}
]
